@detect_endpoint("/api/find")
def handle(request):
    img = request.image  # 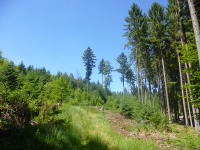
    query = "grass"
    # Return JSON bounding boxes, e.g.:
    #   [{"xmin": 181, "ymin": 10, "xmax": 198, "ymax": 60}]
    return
[
  {"xmin": 2, "ymin": 104, "xmax": 199, "ymax": 150},
  {"xmin": 126, "ymin": 120, "xmax": 200, "ymax": 150},
  {"xmin": 166, "ymin": 124, "xmax": 200, "ymax": 150},
  {"xmin": 0, "ymin": 104, "xmax": 159, "ymax": 150}
]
